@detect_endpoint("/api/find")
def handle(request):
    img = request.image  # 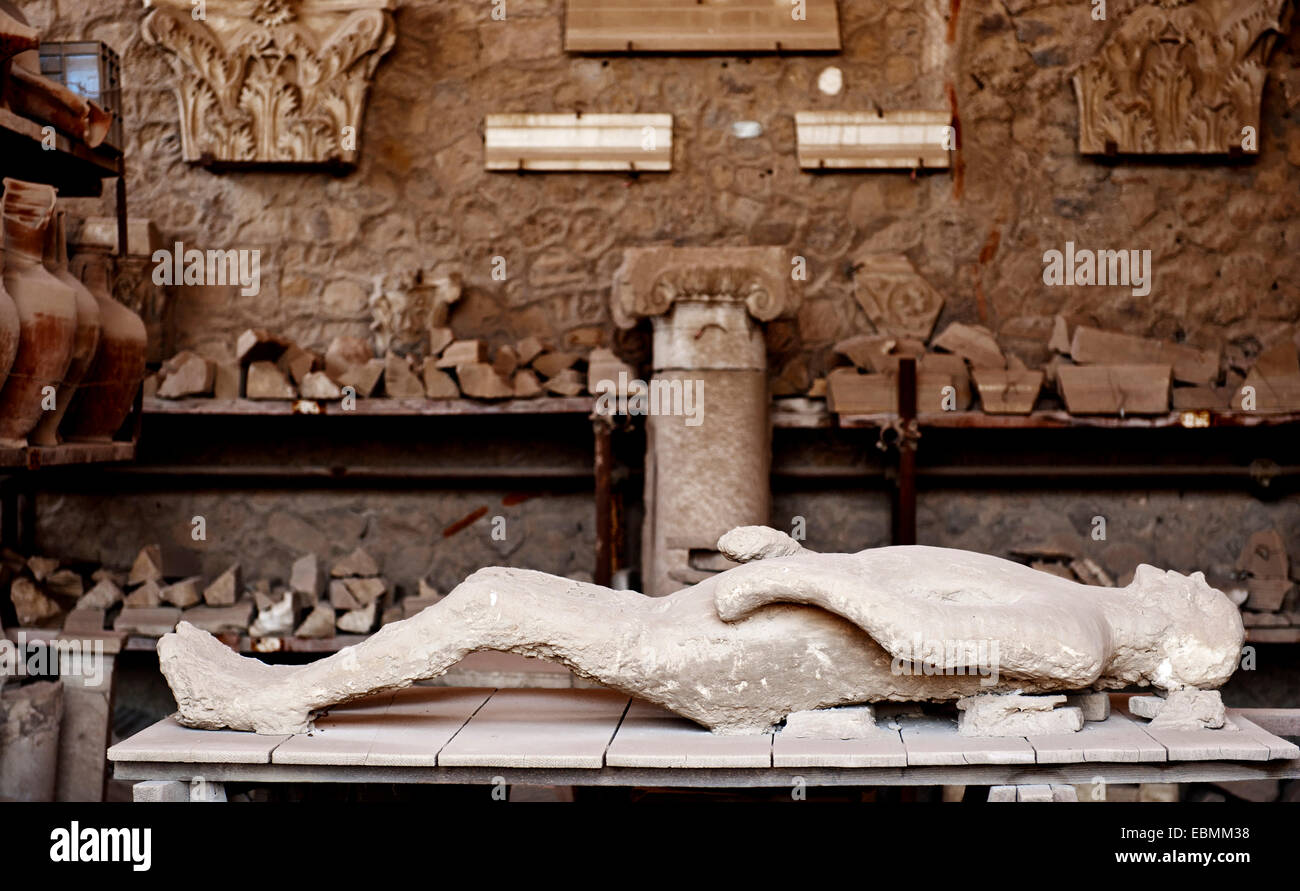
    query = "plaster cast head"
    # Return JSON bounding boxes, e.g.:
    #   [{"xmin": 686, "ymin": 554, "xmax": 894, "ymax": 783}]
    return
[{"xmin": 1128, "ymin": 564, "xmax": 1243, "ymax": 690}]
